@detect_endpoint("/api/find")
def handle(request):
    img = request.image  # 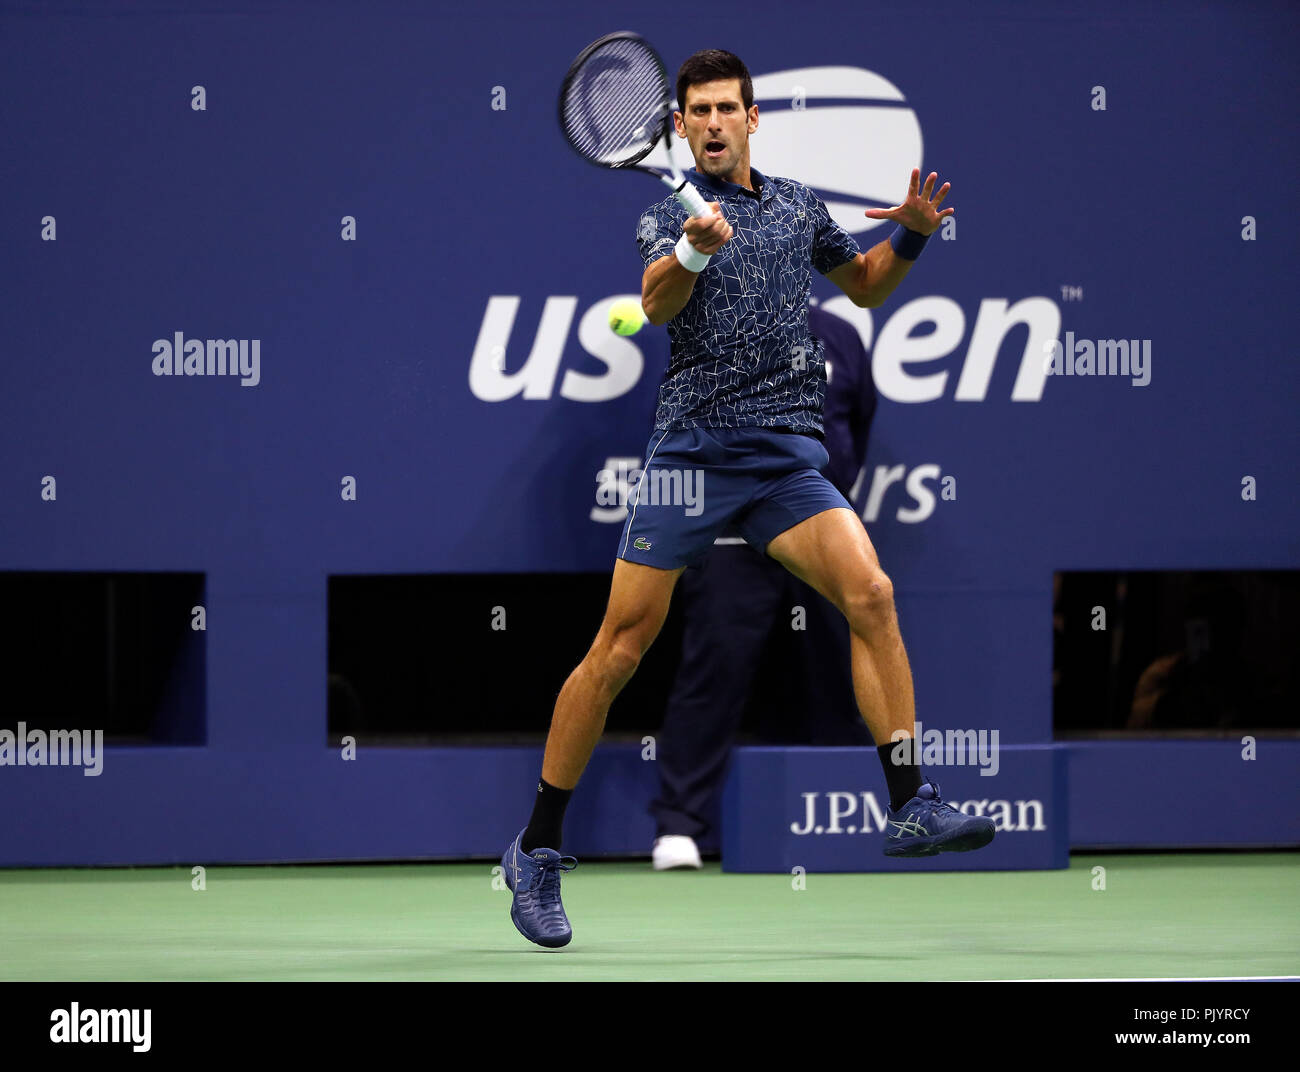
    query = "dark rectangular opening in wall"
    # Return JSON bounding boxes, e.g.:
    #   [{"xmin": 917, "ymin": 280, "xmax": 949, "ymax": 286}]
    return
[
  {"xmin": 328, "ymin": 573, "xmax": 686, "ymax": 744},
  {"xmin": 1053, "ymin": 569, "xmax": 1299, "ymax": 736},
  {"xmin": 0, "ymin": 572, "xmax": 206, "ymax": 744}
]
